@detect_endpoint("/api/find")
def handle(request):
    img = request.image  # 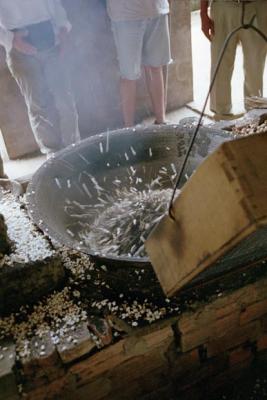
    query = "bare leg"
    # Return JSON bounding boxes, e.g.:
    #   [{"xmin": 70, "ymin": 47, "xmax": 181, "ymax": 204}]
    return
[
  {"xmin": 144, "ymin": 66, "xmax": 166, "ymax": 124},
  {"xmin": 120, "ymin": 78, "xmax": 137, "ymax": 127}
]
